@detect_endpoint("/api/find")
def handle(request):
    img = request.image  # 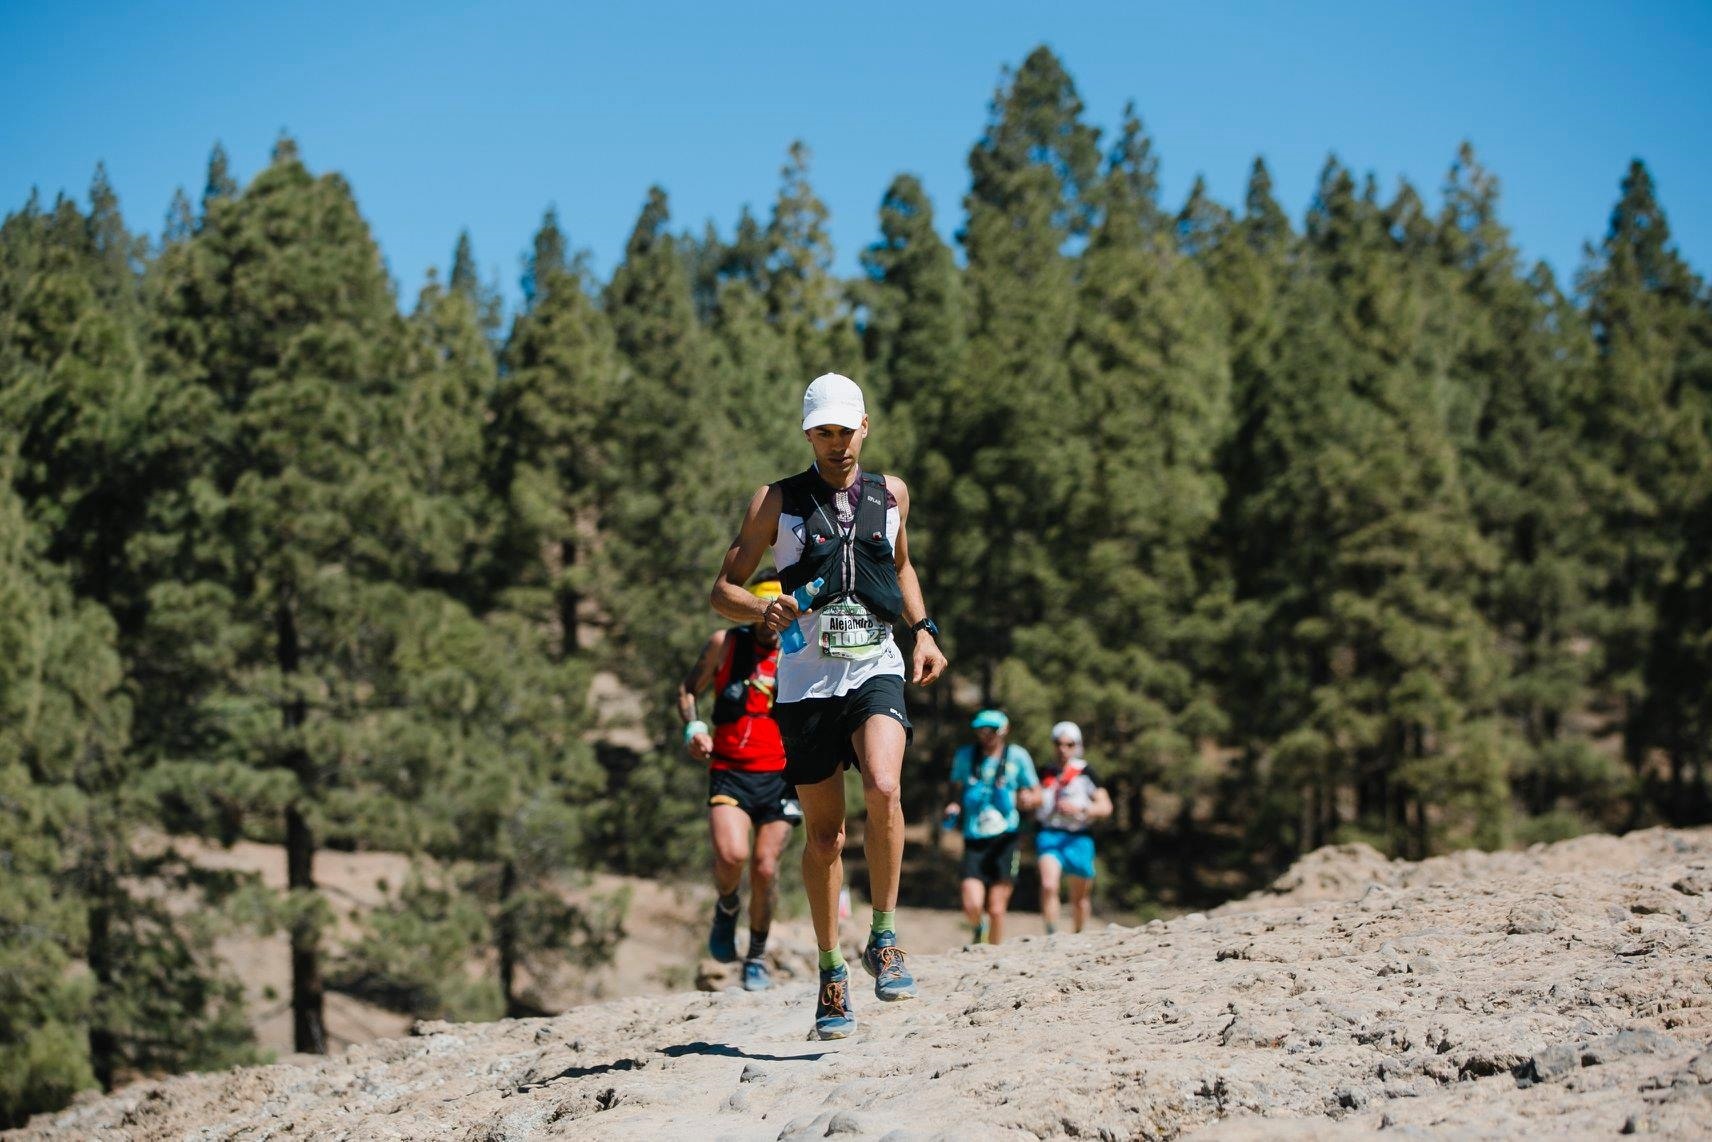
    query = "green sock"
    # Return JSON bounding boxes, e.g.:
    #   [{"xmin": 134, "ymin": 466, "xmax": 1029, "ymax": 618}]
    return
[
  {"xmin": 818, "ymin": 946, "xmax": 846, "ymax": 972},
  {"xmin": 870, "ymin": 909, "xmax": 896, "ymax": 937}
]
